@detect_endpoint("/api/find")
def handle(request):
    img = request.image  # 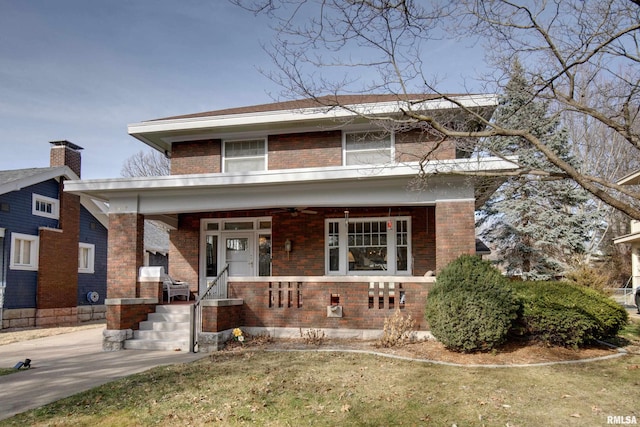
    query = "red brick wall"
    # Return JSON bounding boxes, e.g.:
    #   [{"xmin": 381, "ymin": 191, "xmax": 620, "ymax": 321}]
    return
[
  {"xmin": 435, "ymin": 200, "xmax": 475, "ymax": 271},
  {"xmin": 108, "ymin": 213, "xmax": 144, "ymax": 298},
  {"xmin": 50, "ymin": 145, "xmax": 82, "ymax": 177},
  {"xmin": 169, "ymin": 214, "xmax": 201, "ymax": 289},
  {"xmin": 395, "ymin": 129, "xmax": 456, "ymax": 163},
  {"xmin": 106, "ymin": 303, "xmax": 155, "ymax": 330},
  {"xmin": 271, "ymin": 211, "xmax": 326, "ymax": 275},
  {"xmin": 168, "ymin": 130, "xmax": 458, "ymax": 175},
  {"xmin": 202, "ymin": 304, "xmax": 244, "ymax": 332},
  {"xmin": 268, "ymin": 131, "xmax": 342, "ymax": 169},
  {"xmin": 37, "ymin": 184, "xmax": 80, "ymax": 309},
  {"xmin": 412, "ymin": 206, "xmax": 436, "ymax": 274},
  {"xmin": 176, "ymin": 207, "xmax": 436, "ymax": 278},
  {"xmin": 228, "ymin": 280, "xmax": 432, "ymax": 331},
  {"xmin": 171, "ymin": 139, "xmax": 221, "ymax": 175}
]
